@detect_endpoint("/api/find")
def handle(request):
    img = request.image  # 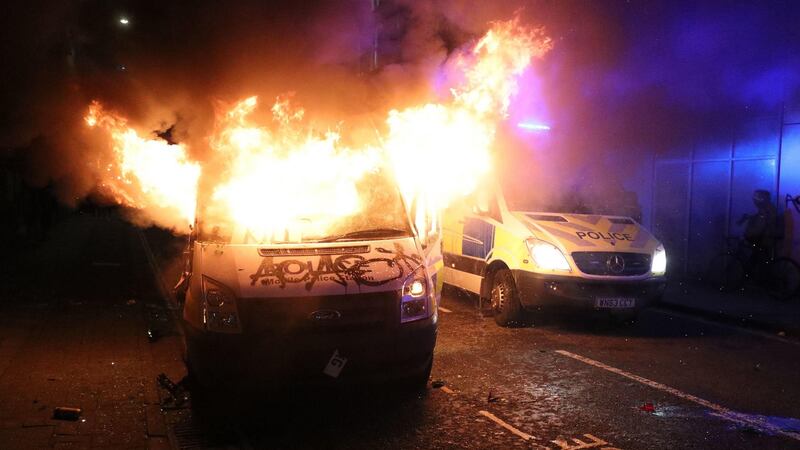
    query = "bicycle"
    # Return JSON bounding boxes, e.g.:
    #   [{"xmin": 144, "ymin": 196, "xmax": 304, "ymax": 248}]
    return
[{"xmin": 706, "ymin": 233, "xmax": 800, "ymax": 302}]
